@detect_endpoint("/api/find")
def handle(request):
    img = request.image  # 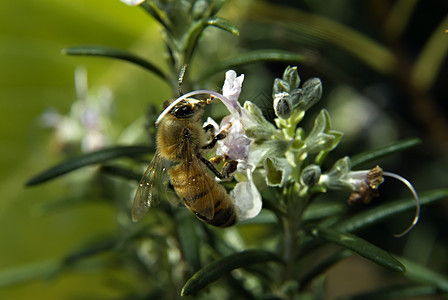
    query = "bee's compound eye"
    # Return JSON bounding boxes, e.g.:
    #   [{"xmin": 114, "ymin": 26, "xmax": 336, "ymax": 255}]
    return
[{"xmin": 172, "ymin": 103, "xmax": 195, "ymax": 118}]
